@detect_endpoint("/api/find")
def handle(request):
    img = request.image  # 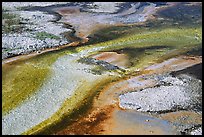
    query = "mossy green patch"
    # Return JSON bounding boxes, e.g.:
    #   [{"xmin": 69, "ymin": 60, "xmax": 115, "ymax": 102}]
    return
[
  {"xmin": 2, "ymin": 48, "xmax": 73, "ymax": 115},
  {"xmin": 2, "ymin": 12, "xmax": 17, "ymax": 20},
  {"xmin": 2, "ymin": 12, "xmax": 24, "ymax": 34},
  {"xmin": 77, "ymin": 27, "xmax": 201, "ymax": 53},
  {"xmin": 184, "ymin": 44, "xmax": 202, "ymax": 56},
  {"xmin": 35, "ymin": 32, "xmax": 60, "ymax": 40},
  {"xmin": 2, "ymin": 63, "xmax": 49, "ymax": 115}
]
